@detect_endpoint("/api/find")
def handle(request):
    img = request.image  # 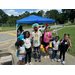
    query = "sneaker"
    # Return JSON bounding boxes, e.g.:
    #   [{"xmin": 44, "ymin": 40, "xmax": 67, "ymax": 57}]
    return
[
  {"xmin": 47, "ymin": 55, "xmax": 49, "ymax": 58},
  {"xmin": 57, "ymin": 59, "xmax": 61, "ymax": 62},
  {"xmin": 62, "ymin": 61, "xmax": 65, "ymax": 65},
  {"xmin": 54, "ymin": 58, "xmax": 56, "ymax": 61},
  {"xmin": 39, "ymin": 59, "xmax": 41, "ymax": 62},
  {"xmin": 25, "ymin": 63, "xmax": 28, "ymax": 65},
  {"xmin": 29, "ymin": 62, "xmax": 33, "ymax": 65},
  {"xmin": 35, "ymin": 59, "xmax": 37, "ymax": 62},
  {"xmin": 51, "ymin": 59, "xmax": 54, "ymax": 62},
  {"xmin": 44, "ymin": 56, "xmax": 47, "ymax": 59}
]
